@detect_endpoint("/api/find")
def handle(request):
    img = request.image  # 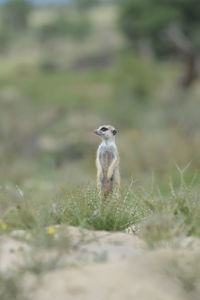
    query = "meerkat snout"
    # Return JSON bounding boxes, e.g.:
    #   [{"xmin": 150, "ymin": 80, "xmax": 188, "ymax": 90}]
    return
[{"xmin": 95, "ymin": 125, "xmax": 120, "ymax": 198}]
